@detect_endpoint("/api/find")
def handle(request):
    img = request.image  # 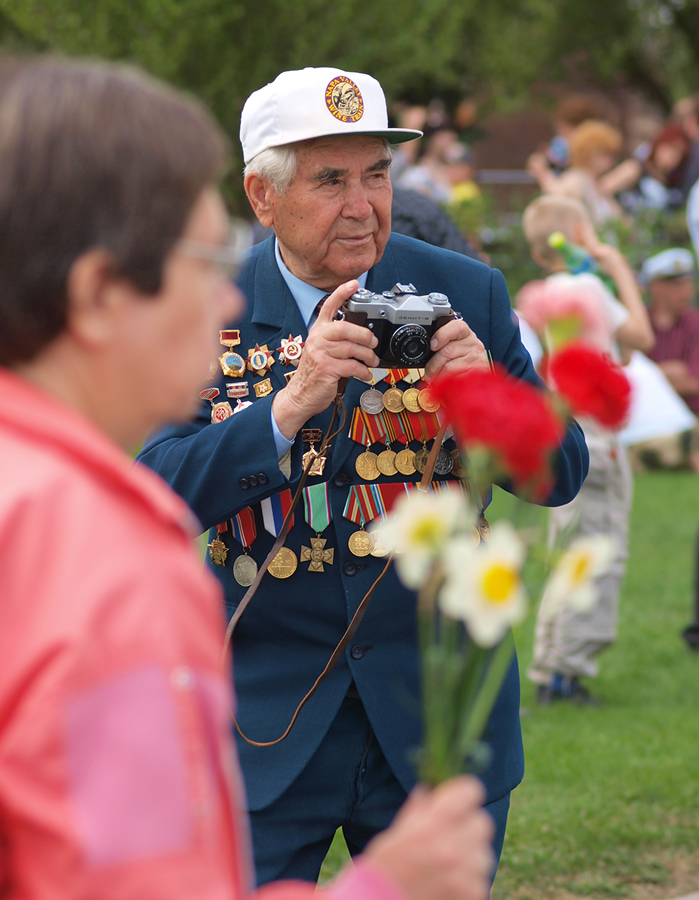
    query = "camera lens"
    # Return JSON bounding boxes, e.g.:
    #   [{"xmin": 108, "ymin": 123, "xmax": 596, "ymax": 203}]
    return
[{"xmin": 389, "ymin": 324, "xmax": 431, "ymax": 365}]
